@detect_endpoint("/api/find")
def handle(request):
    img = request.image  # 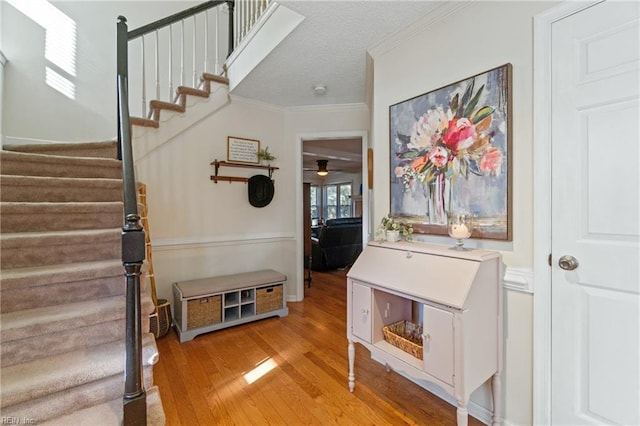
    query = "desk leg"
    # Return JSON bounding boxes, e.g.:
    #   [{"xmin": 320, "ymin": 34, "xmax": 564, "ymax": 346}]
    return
[
  {"xmin": 492, "ymin": 372, "xmax": 503, "ymax": 426},
  {"xmin": 348, "ymin": 339, "xmax": 355, "ymax": 392},
  {"xmin": 456, "ymin": 400, "xmax": 468, "ymax": 426}
]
